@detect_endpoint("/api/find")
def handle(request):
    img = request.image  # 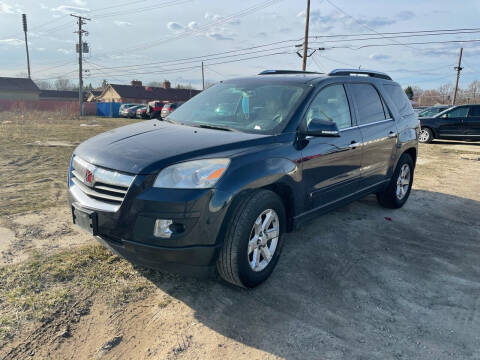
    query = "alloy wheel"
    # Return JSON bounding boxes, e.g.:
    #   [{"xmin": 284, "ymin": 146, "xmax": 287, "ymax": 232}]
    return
[
  {"xmin": 419, "ymin": 129, "xmax": 430, "ymax": 142},
  {"xmin": 396, "ymin": 164, "xmax": 411, "ymax": 200},
  {"xmin": 247, "ymin": 209, "xmax": 280, "ymax": 272}
]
